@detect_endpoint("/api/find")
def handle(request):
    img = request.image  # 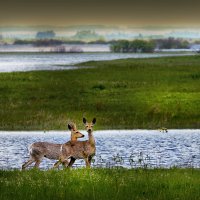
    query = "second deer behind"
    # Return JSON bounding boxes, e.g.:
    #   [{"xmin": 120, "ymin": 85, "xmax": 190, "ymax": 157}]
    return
[{"xmin": 55, "ymin": 118, "xmax": 96, "ymax": 168}]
